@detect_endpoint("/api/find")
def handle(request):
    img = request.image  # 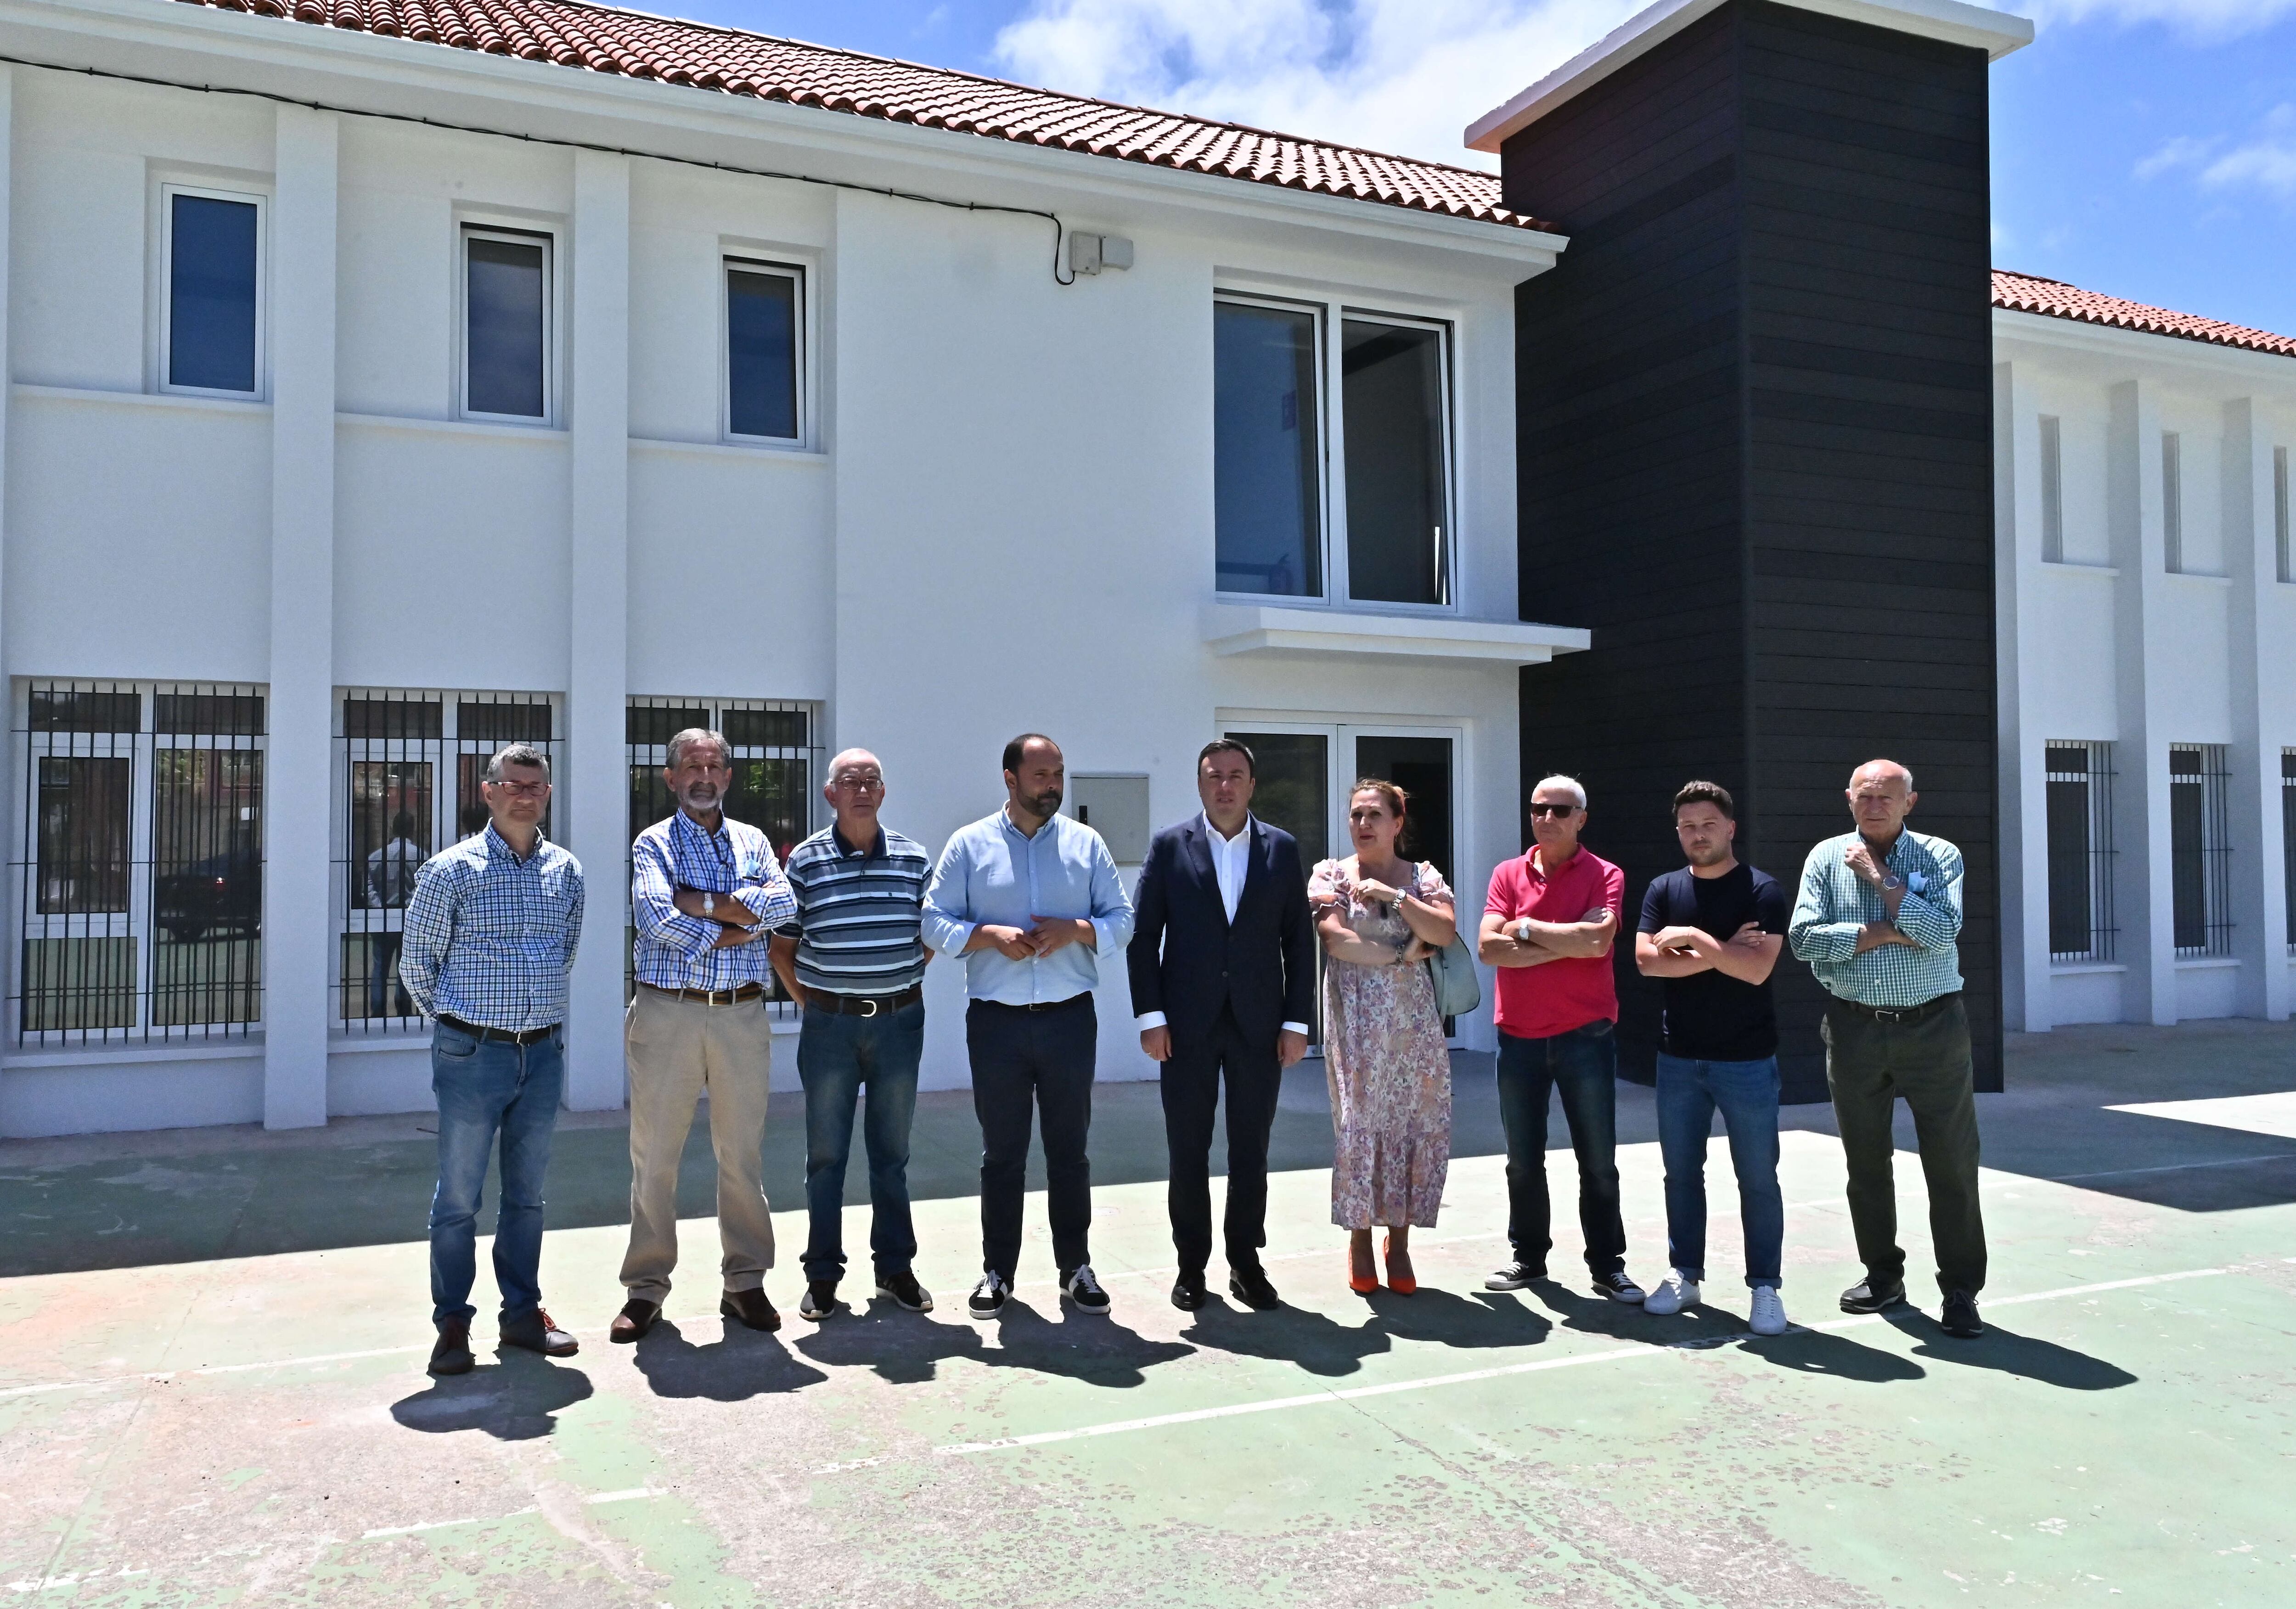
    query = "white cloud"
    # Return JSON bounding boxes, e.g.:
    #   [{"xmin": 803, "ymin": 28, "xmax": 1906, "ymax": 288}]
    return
[
  {"xmin": 993, "ymin": 0, "xmax": 1646, "ymax": 171},
  {"xmin": 2021, "ymin": 0, "xmax": 2296, "ymax": 40},
  {"xmin": 2138, "ymin": 105, "xmax": 2296, "ymax": 202}
]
